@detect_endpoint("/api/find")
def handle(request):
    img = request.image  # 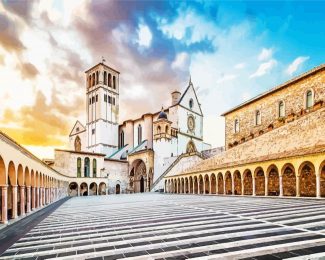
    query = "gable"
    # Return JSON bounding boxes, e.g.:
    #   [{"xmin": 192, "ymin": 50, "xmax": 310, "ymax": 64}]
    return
[
  {"xmin": 69, "ymin": 120, "xmax": 86, "ymax": 137},
  {"xmin": 178, "ymin": 83, "xmax": 203, "ymax": 115}
]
